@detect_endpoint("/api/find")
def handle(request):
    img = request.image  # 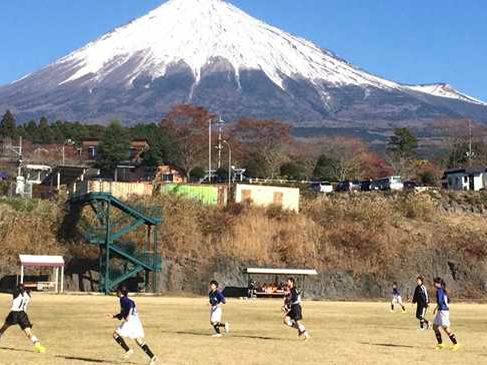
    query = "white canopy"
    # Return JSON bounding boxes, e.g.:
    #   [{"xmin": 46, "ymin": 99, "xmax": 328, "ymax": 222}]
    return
[
  {"xmin": 19, "ymin": 255, "xmax": 65, "ymax": 293},
  {"xmin": 246, "ymin": 268, "xmax": 318, "ymax": 276},
  {"xmin": 19, "ymin": 255, "xmax": 65, "ymax": 267}
]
